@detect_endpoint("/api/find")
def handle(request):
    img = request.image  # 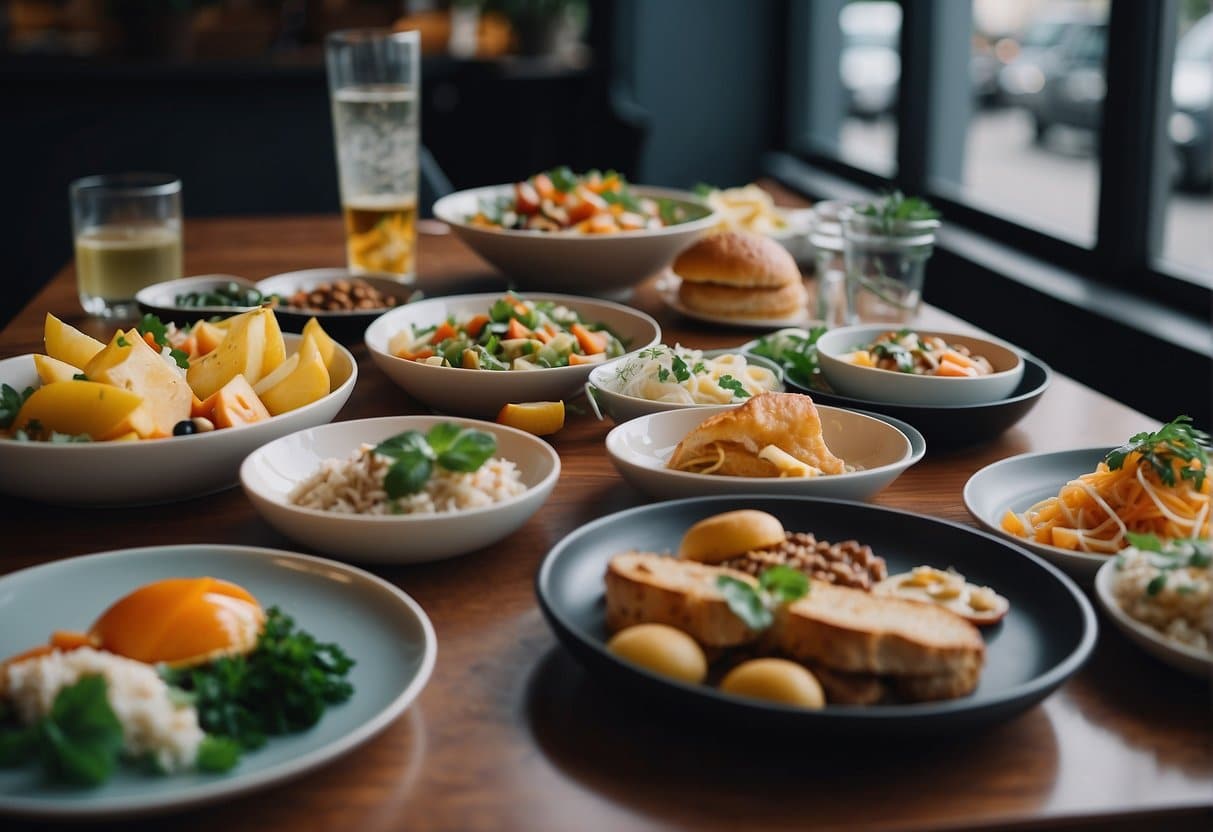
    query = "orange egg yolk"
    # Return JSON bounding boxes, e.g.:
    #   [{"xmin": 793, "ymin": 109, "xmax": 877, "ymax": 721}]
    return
[{"xmin": 89, "ymin": 577, "xmax": 264, "ymax": 668}]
